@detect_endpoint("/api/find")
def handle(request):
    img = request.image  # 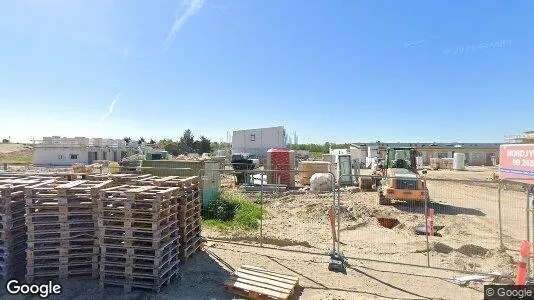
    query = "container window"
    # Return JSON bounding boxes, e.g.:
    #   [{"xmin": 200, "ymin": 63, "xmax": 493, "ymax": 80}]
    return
[
  {"xmin": 250, "ymin": 134, "xmax": 255, "ymax": 141},
  {"xmin": 70, "ymin": 154, "xmax": 78, "ymax": 159}
]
